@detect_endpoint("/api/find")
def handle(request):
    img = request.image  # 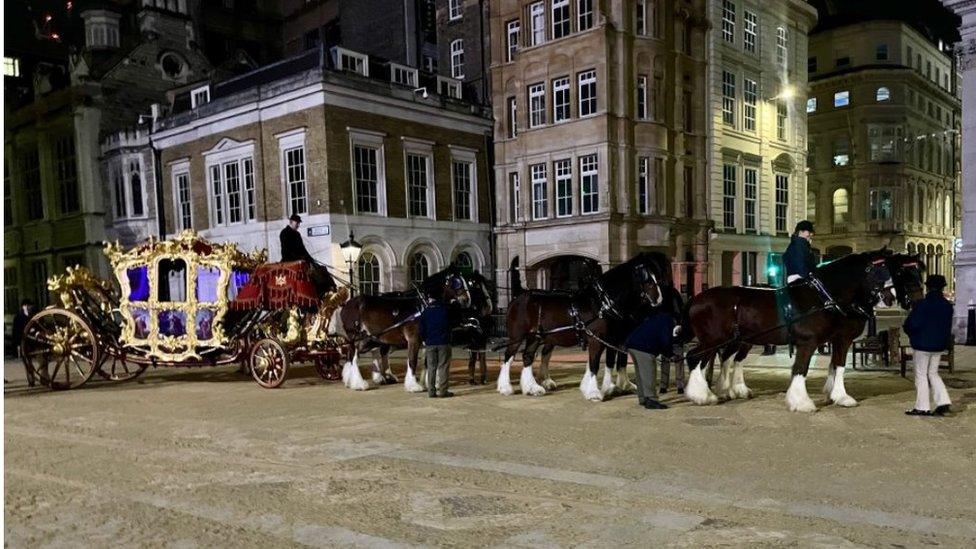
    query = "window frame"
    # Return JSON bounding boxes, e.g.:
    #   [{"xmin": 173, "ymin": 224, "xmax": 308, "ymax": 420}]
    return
[
  {"xmin": 551, "ymin": 0, "xmax": 570, "ymax": 40},
  {"xmin": 190, "ymin": 85, "xmax": 210, "ymax": 109},
  {"xmin": 775, "ymin": 174, "xmax": 789, "ymax": 233},
  {"xmin": 722, "ymin": 0, "xmax": 736, "ymax": 44},
  {"xmin": 744, "ymin": 166, "xmax": 757, "ymax": 232},
  {"xmin": 450, "ymin": 147, "xmax": 478, "ymax": 222},
  {"xmin": 171, "ymin": 162, "xmax": 193, "ymax": 231},
  {"xmin": 577, "ymin": 69, "xmax": 597, "ymax": 117},
  {"xmin": 529, "ymin": 82, "xmax": 546, "ymax": 128},
  {"xmin": 722, "ymin": 163, "xmax": 737, "ymax": 230},
  {"xmin": 743, "ymin": 10, "xmax": 758, "ymax": 54},
  {"xmin": 348, "ymin": 129, "xmax": 388, "ymax": 216},
  {"xmin": 506, "ymin": 20, "xmax": 520, "ymax": 62},
  {"xmin": 531, "ymin": 163, "xmax": 549, "ymax": 220},
  {"xmin": 553, "ymin": 76, "xmax": 571, "ymax": 123},
  {"xmin": 579, "ymin": 154, "xmax": 599, "ymax": 215},
  {"xmin": 776, "ymin": 26, "xmax": 788, "ymax": 67},
  {"xmin": 636, "ymin": 75, "xmax": 649, "ymax": 120},
  {"xmin": 403, "ymin": 139, "xmax": 435, "ymax": 220},
  {"xmin": 450, "ymin": 39, "xmax": 464, "ymax": 79},
  {"xmin": 530, "ymin": 2, "xmax": 546, "ymax": 46},
  {"xmin": 449, "ymin": 0, "xmax": 462, "ymax": 20},
  {"xmin": 554, "ymin": 158, "xmax": 573, "ymax": 218},
  {"xmin": 722, "ymin": 70, "xmax": 736, "ymax": 127},
  {"xmin": 743, "ymin": 77, "xmax": 757, "ymax": 132},
  {"xmin": 577, "ymin": 0, "xmax": 594, "ymax": 31},
  {"xmin": 278, "ymin": 129, "xmax": 308, "ymax": 218}
]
